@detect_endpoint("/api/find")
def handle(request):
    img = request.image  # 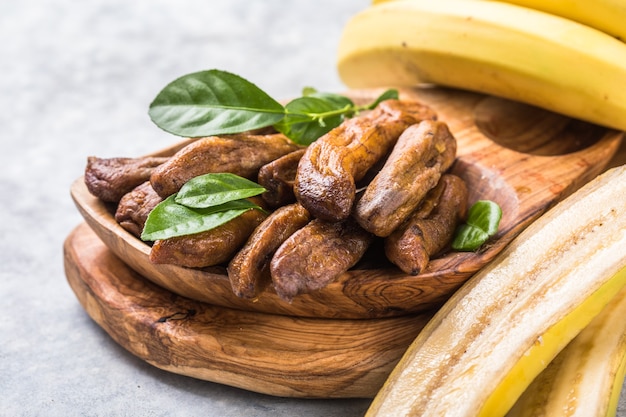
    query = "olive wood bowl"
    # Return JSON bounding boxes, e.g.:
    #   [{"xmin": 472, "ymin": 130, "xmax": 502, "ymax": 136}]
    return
[{"xmin": 70, "ymin": 87, "xmax": 623, "ymax": 319}]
